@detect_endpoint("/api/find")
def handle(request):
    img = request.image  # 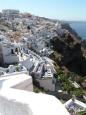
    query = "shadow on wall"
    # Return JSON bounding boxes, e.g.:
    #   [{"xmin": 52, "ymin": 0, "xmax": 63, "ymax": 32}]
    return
[{"xmin": 0, "ymin": 79, "xmax": 6, "ymax": 89}]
